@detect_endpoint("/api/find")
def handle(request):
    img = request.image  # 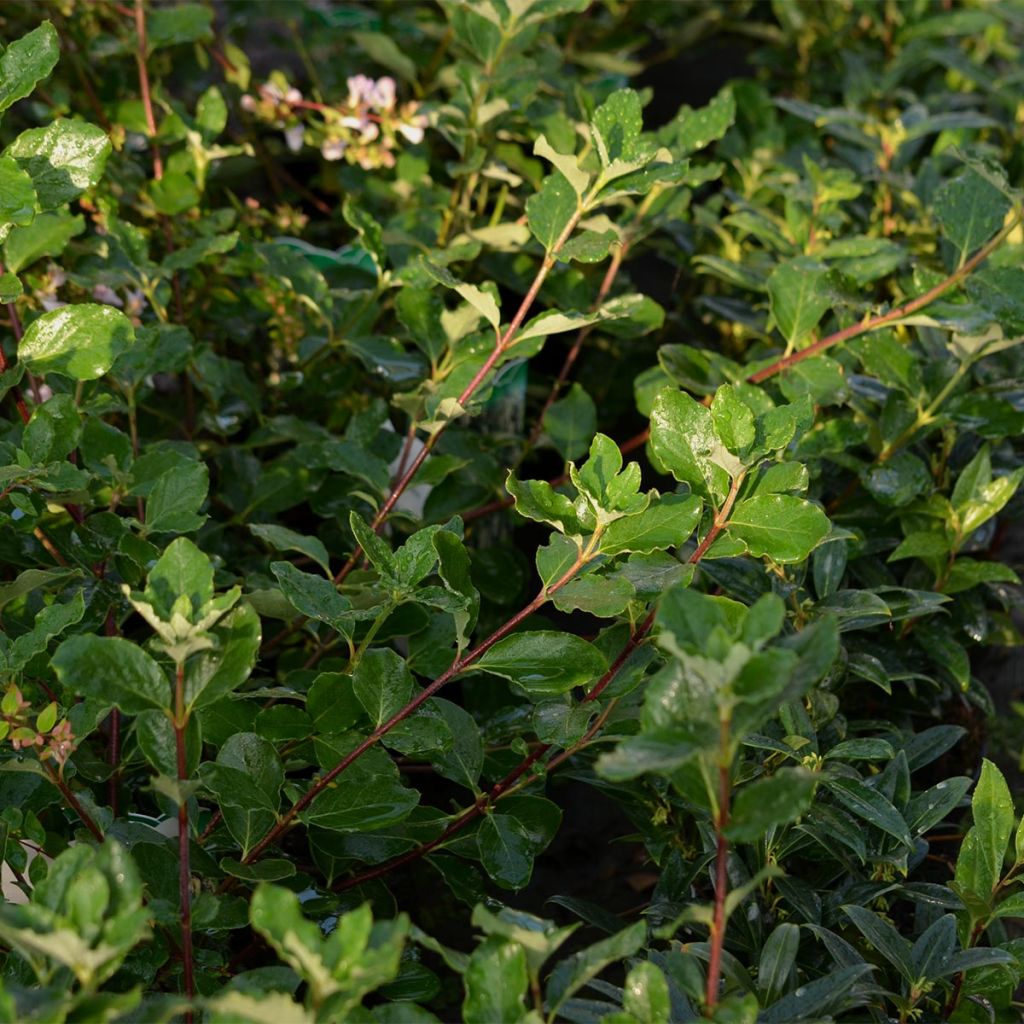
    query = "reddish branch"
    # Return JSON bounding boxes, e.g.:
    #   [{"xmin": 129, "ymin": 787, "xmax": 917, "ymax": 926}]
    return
[
  {"xmin": 332, "ymin": 475, "xmax": 744, "ymax": 893},
  {"xmin": 242, "ymin": 547, "xmax": 596, "ymax": 865},
  {"xmin": 332, "ymin": 209, "xmax": 586, "ymax": 585},
  {"xmin": 173, "ymin": 662, "xmax": 195, "ymax": 1019}
]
